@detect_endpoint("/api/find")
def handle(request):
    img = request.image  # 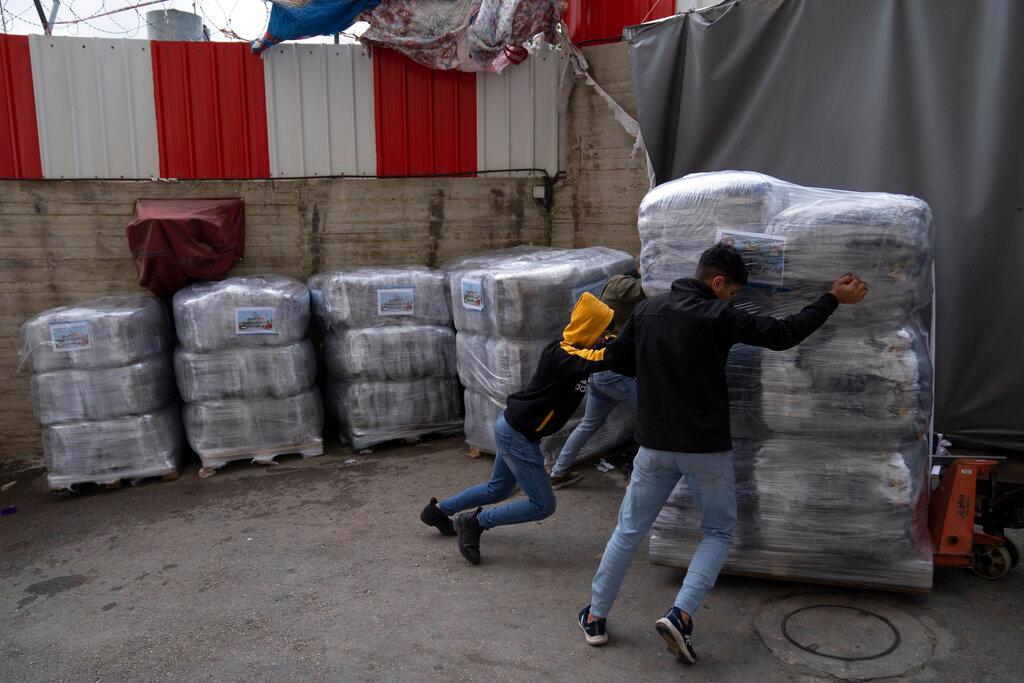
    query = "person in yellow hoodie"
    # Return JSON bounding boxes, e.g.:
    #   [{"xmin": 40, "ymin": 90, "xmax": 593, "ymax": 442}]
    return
[{"xmin": 420, "ymin": 292, "xmax": 628, "ymax": 564}]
